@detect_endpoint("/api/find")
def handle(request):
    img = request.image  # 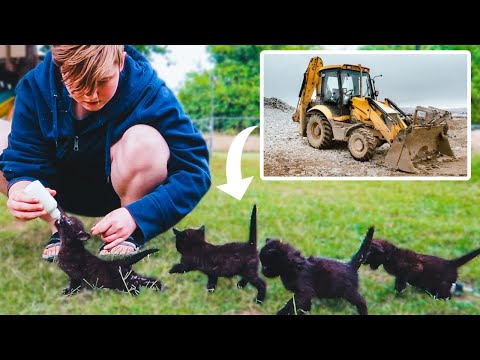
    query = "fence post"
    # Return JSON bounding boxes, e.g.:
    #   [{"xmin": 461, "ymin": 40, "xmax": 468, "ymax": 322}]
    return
[{"xmin": 209, "ymin": 75, "xmax": 216, "ymax": 156}]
